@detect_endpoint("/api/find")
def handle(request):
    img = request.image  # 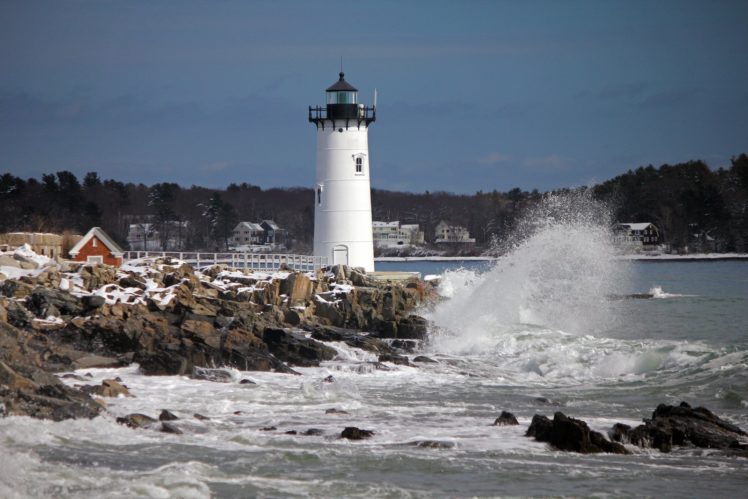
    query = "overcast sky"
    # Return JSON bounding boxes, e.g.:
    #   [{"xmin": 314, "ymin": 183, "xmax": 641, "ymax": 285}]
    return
[{"xmin": 1, "ymin": 0, "xmax": 747, "ymax": 193}]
